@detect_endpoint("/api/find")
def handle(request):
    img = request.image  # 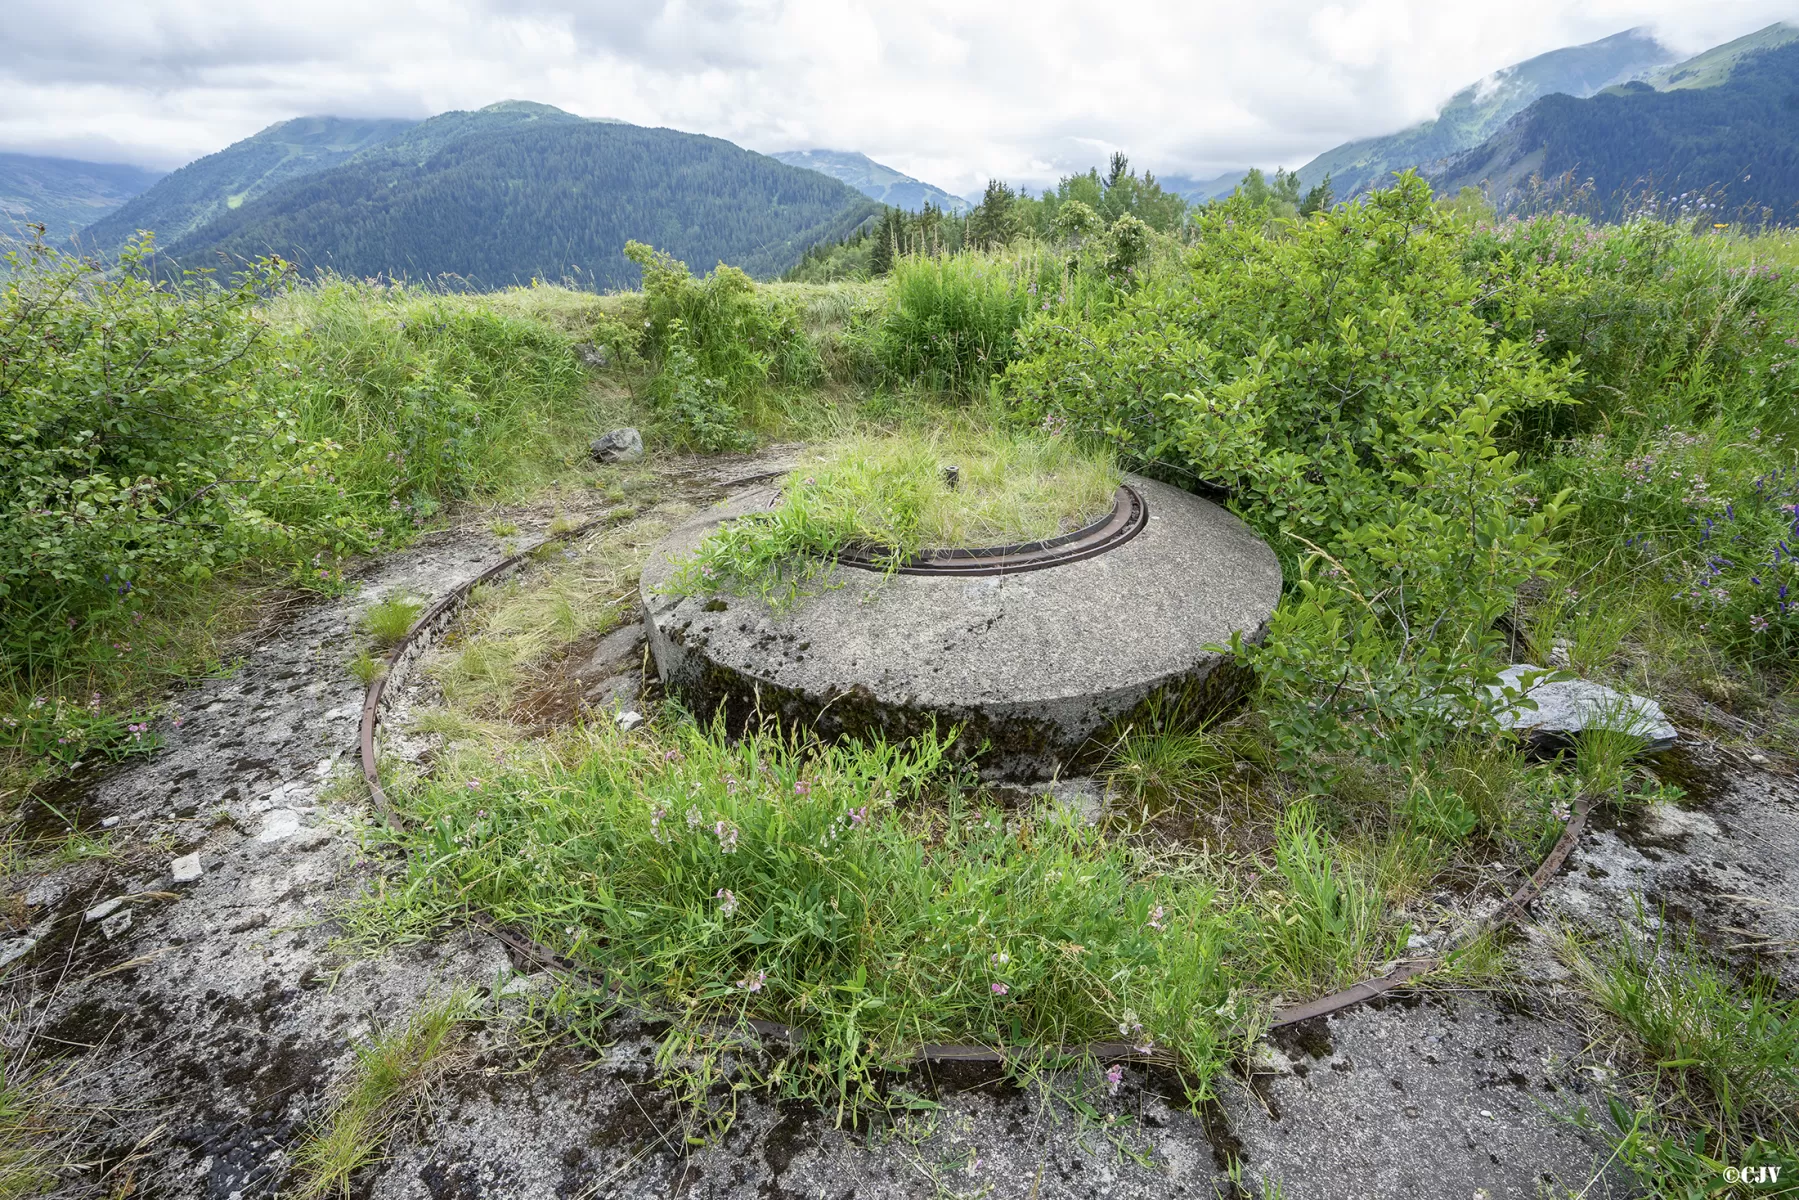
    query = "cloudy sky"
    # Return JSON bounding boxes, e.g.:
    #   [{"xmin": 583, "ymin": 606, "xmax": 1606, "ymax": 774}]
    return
[{"xmin": 4, "ymin": 0, "xmax": 1797, "ymax": 194}]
